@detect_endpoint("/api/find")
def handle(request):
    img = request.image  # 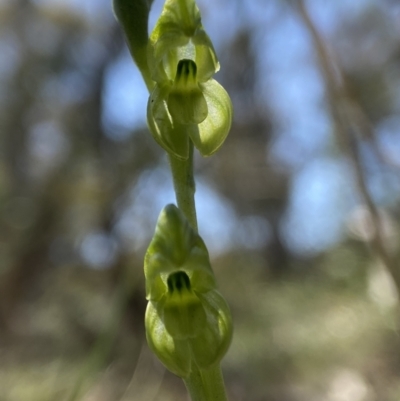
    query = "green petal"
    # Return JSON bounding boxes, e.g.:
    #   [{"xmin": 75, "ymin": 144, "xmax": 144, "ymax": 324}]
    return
[
  {"xmin": 144, "ymin": 253, "xmax": 175, "ymax": 301},
  {"xmin": 192, "ymin": 29, "xmax": 220, "ymax": 82},
  {"xmin": 145, "ymin": 301, "xmax": 191, "ymax": 378},
  {"xmin": 149, "ymin": 29, "xmax": 189, "ymax": 82},
  {"xmin": 147, "ymin": 84, "xmax": 189, "ymax": 159},
  {"xmin": 185, "ymin": 248, "xmax": 217, "ymax": 293},
  {"xmin": 189, "ymin": 79, "xmax": 233, "ymax": 157}
]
